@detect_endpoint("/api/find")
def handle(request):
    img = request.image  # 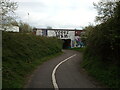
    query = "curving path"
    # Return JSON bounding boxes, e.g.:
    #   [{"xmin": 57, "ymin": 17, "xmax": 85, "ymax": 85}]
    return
[{"xmin": 25, "ymin": 50, "xmax": 102, "ymax": 88}]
